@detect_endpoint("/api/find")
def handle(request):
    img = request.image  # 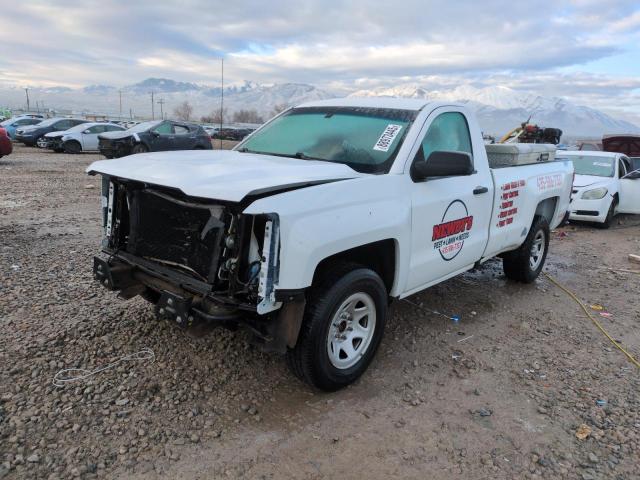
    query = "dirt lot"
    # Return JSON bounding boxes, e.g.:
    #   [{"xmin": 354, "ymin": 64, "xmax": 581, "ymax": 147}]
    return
[{"xmin": 1, "ymin": 144, "xmax": 639, "ymax": 480}]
